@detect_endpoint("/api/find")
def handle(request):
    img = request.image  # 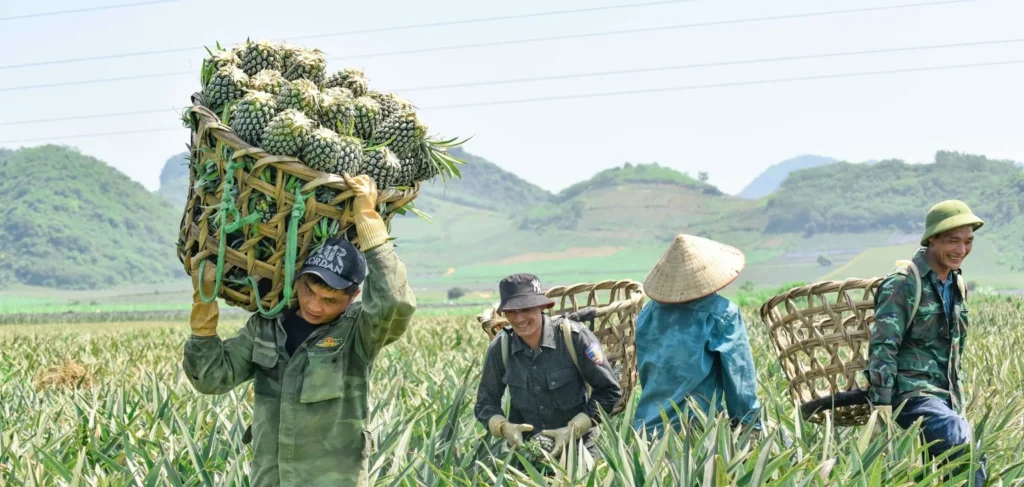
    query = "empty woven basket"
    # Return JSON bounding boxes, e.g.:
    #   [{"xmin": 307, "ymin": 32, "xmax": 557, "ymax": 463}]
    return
[
  {"xmin": 759, "ymin": 277, "xmax": 885, "ymax": 426},
  {"xmin": 476, "ymin": 279, "xmax": 645, "ymax": 416}
]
